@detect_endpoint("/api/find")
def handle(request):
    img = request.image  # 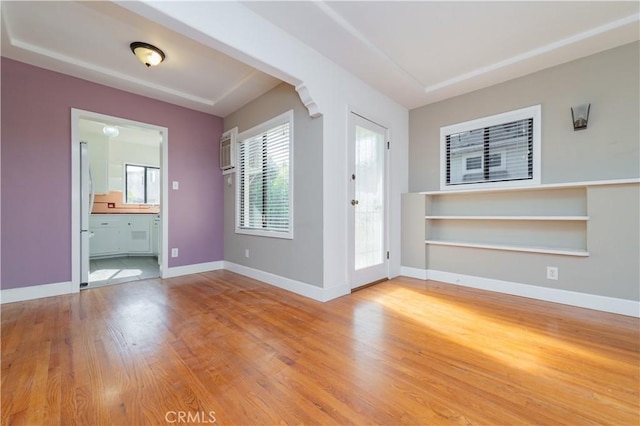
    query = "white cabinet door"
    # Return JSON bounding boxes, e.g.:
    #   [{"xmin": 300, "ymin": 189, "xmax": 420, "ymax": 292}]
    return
[
  {"xmin": 90, "ymin": 228, "xmax": 120, "ymax": 255},
  {"xmin": 90, "ymin": 214, "xmax": 153, "ymax": 256},
  {"xmin": 123, "ymin": 215, "xmax": 151, "ymax": 253},
  {"xmin": 89, "ymin": 216, "xmax": 121, "ymax": 256}
]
